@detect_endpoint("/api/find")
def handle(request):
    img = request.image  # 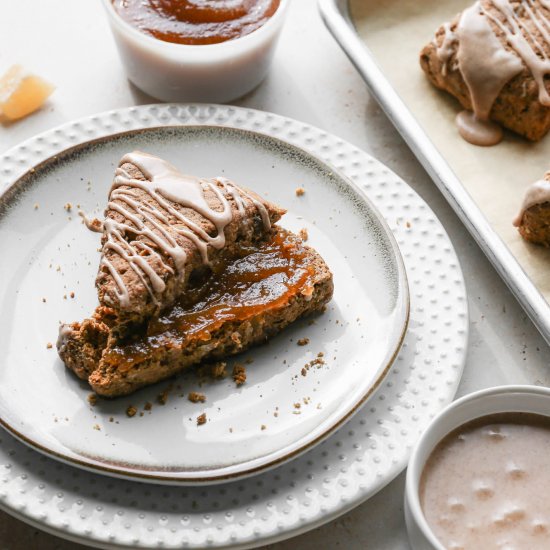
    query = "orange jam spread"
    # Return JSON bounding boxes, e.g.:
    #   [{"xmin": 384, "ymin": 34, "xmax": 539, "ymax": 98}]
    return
[
  {"xmin": 112, "ymin": 0, "xmax": 281, "ymax": 45},
  {"xmin": 106, "ymin": 229, "xmax": 314, "ymax": 369}
]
